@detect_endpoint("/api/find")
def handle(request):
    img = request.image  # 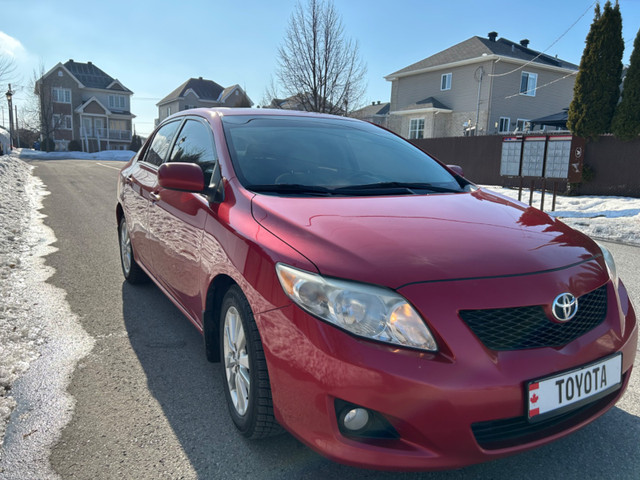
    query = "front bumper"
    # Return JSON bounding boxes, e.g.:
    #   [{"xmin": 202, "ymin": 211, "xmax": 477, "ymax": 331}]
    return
[{"xmin": 254, "ymin": 273, "xmax": 637, "ymax": 471}]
